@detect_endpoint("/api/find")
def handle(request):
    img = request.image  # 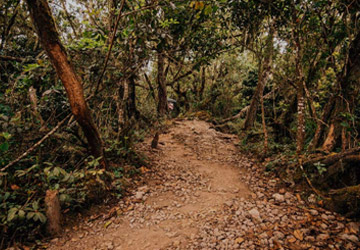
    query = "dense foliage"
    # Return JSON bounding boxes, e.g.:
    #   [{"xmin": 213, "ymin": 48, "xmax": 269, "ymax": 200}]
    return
[{"xmin": 1, "ymin": 0, "xmax": 360, "ymax": 247}]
